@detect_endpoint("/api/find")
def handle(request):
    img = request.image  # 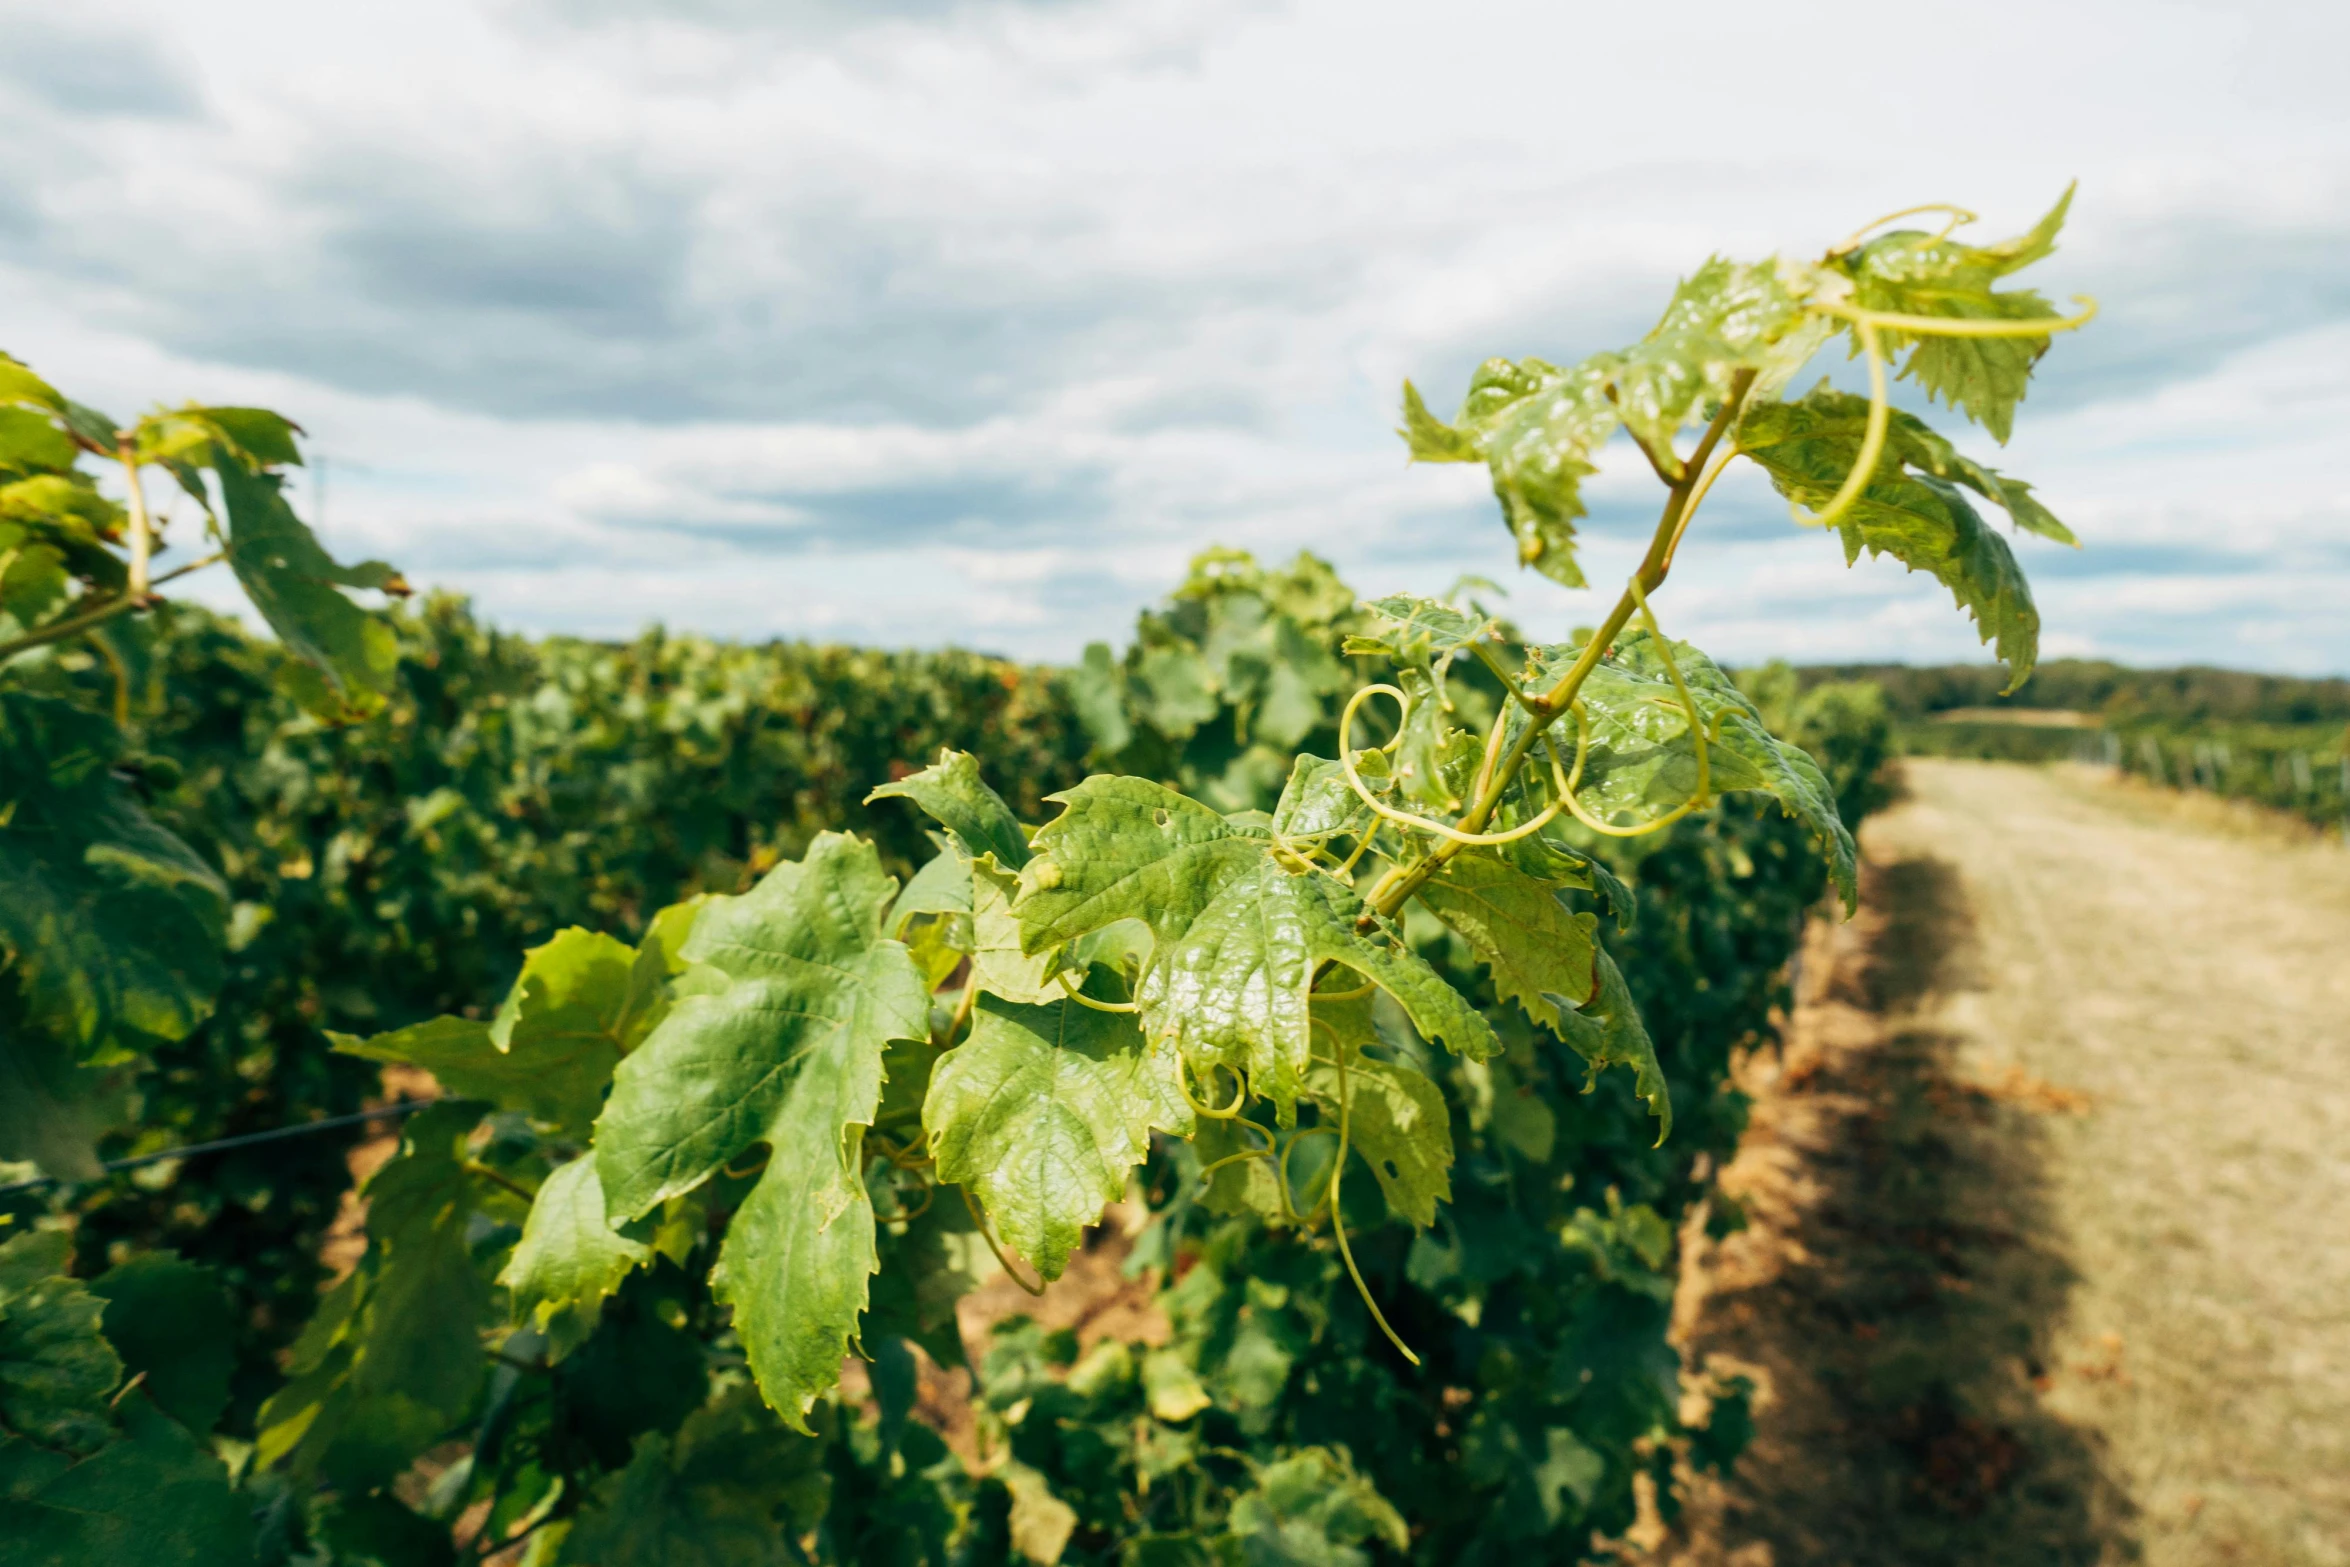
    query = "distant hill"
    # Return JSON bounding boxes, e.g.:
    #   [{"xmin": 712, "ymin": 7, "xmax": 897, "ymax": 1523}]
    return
[{"xmin": 1791, "ymin": 660, "xmax": 2350, "ymax": 728}]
